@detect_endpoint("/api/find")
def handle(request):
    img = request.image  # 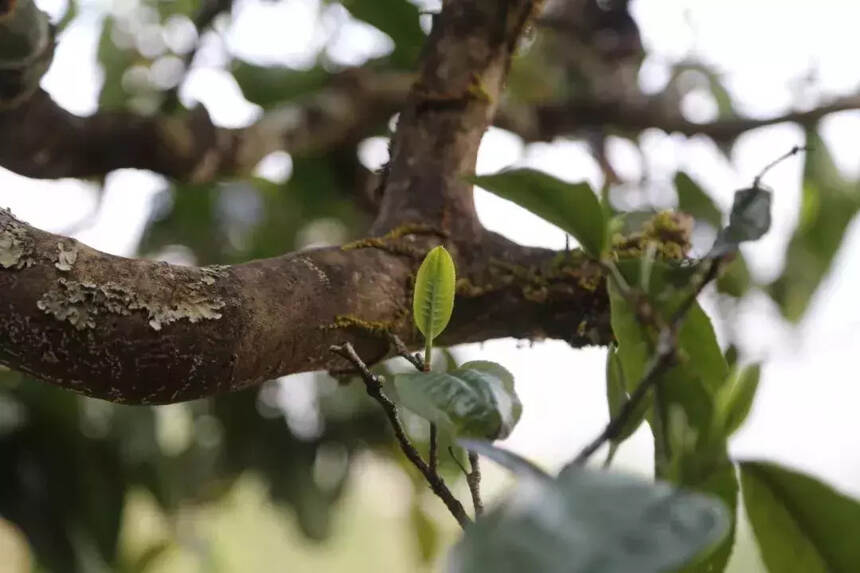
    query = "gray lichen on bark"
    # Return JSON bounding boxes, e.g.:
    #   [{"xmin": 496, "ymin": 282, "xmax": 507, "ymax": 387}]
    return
[
  {"xmin": 0, "ymin": 207, "xmax": 34, "ymax": 269},
  {"xmin": 36, "ymin": 274, "xmax": 227, "ymax": 331}
]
